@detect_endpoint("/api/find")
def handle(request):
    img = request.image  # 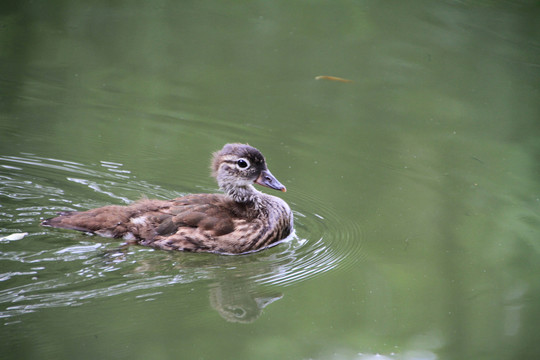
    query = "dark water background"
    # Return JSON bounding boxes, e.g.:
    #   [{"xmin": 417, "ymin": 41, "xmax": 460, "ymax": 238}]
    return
[{"xmin": 1, "ymin": 1, "xmax": 540, "ymax": 359}]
